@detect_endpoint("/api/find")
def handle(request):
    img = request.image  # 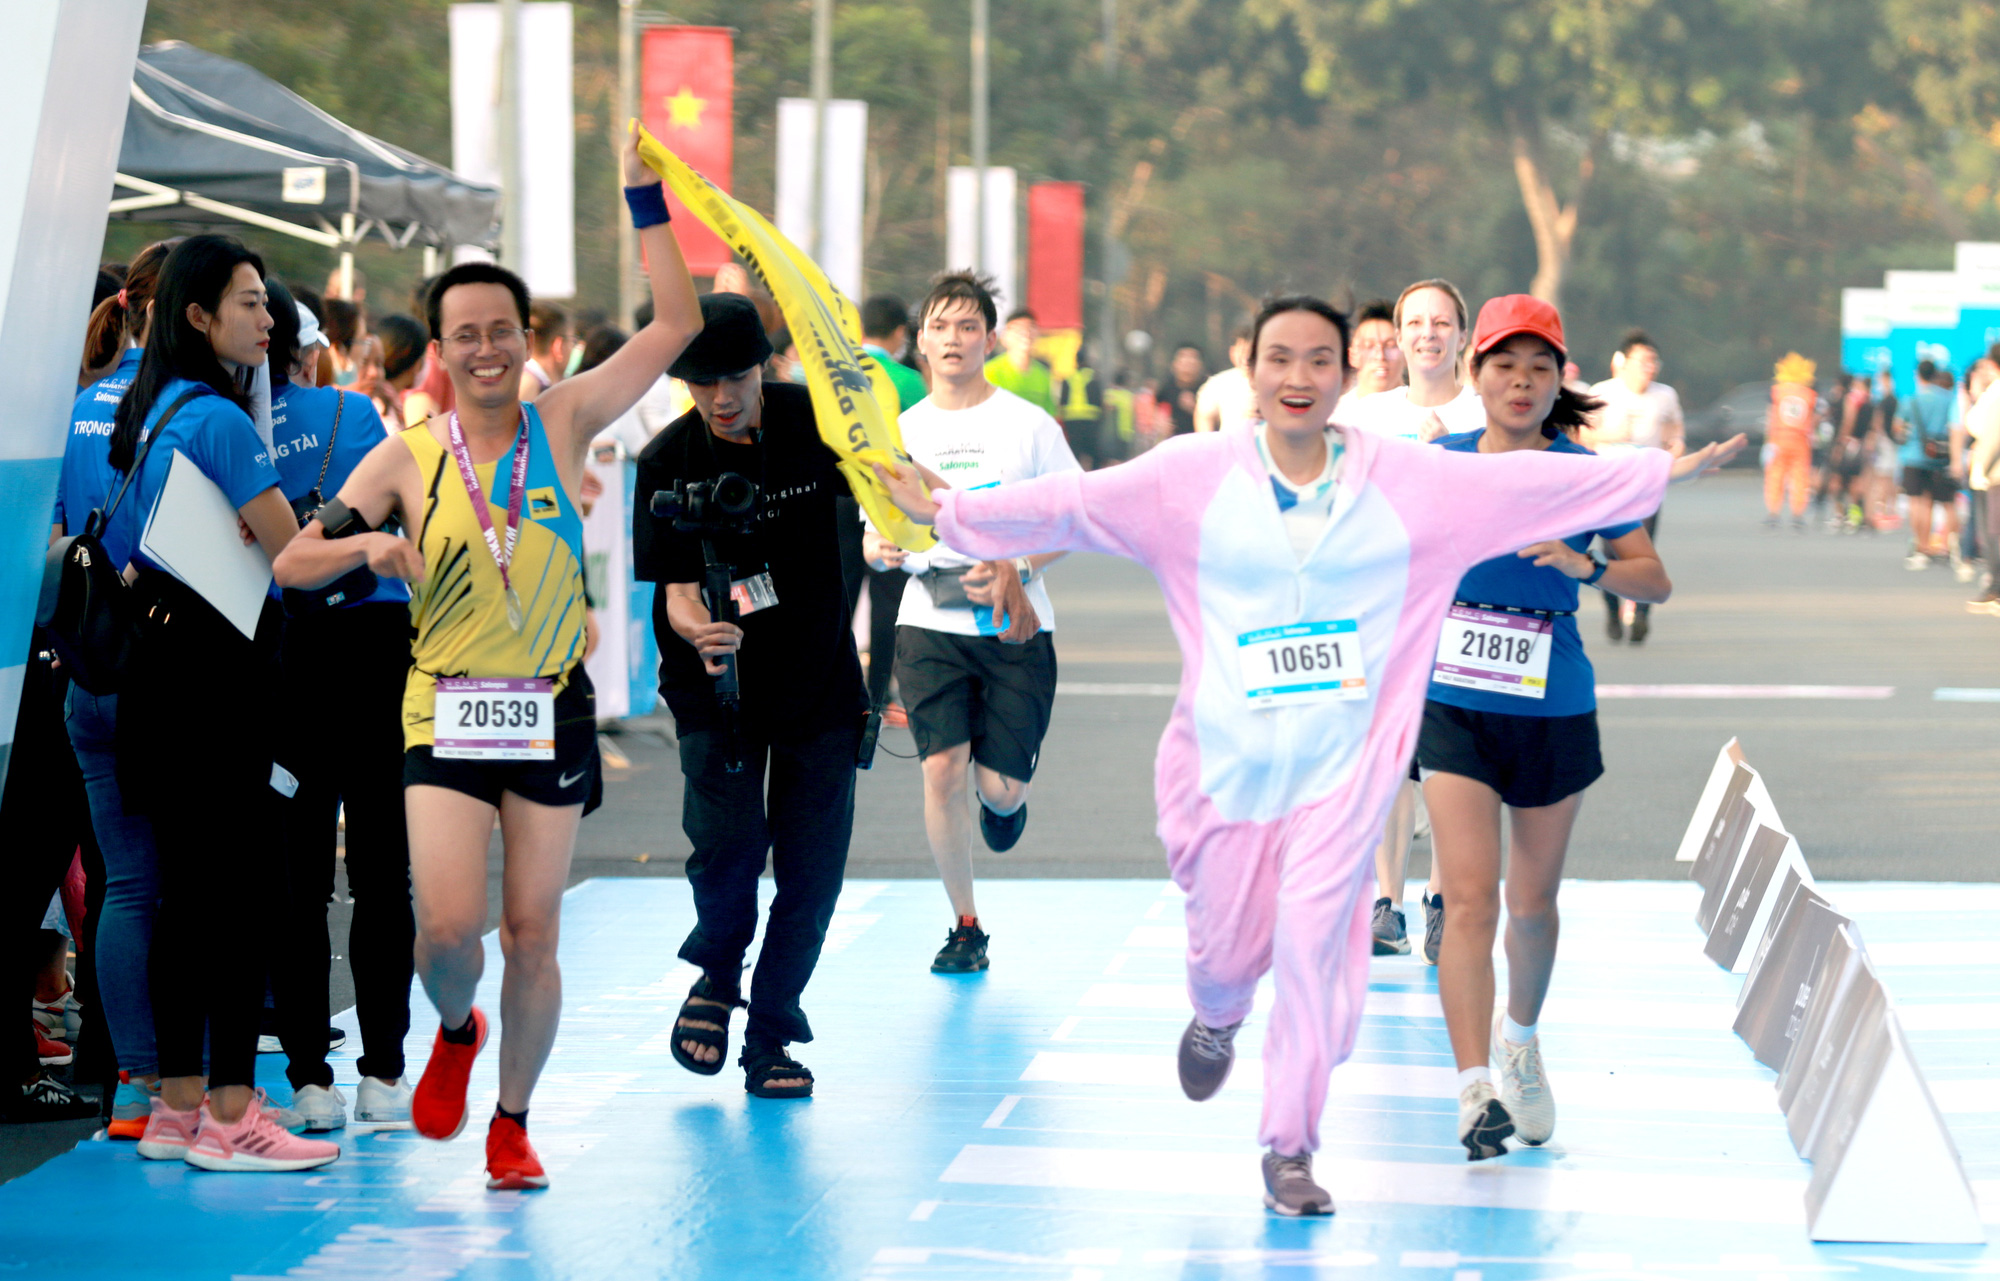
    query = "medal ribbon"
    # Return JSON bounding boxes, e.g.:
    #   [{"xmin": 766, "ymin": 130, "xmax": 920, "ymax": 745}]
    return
[{"xmin": 447, "ymin": 409, "xmax": 531, "ymax": 628}]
